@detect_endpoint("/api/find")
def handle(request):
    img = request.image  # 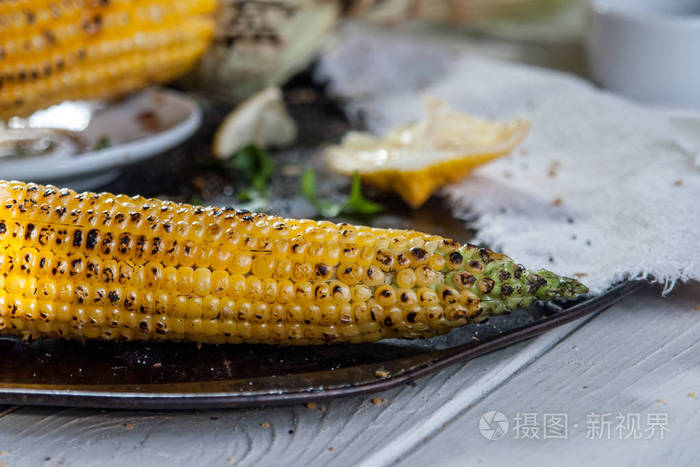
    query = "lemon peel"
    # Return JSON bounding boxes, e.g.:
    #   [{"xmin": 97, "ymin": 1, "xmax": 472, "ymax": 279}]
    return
[{"xmin": 326, "ymin": 99, "xmax": 529, "ymax": 208}]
